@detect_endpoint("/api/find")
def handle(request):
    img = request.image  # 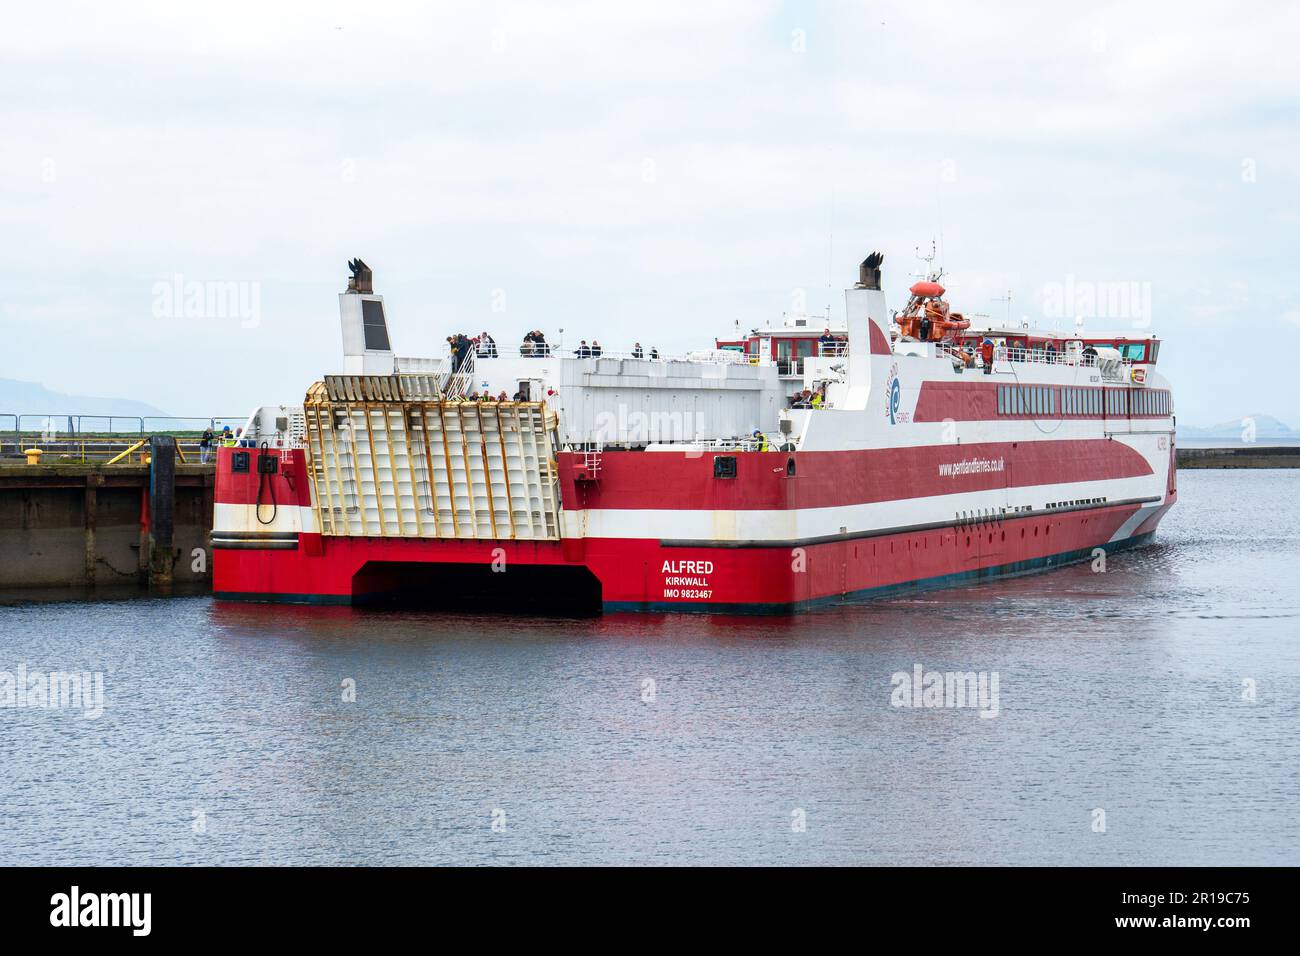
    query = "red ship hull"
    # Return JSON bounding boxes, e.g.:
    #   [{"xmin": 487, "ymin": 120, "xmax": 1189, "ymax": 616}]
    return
[{"xmin": 213, "ymin": 444, "xmax": 1175, "ymax": 612}]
